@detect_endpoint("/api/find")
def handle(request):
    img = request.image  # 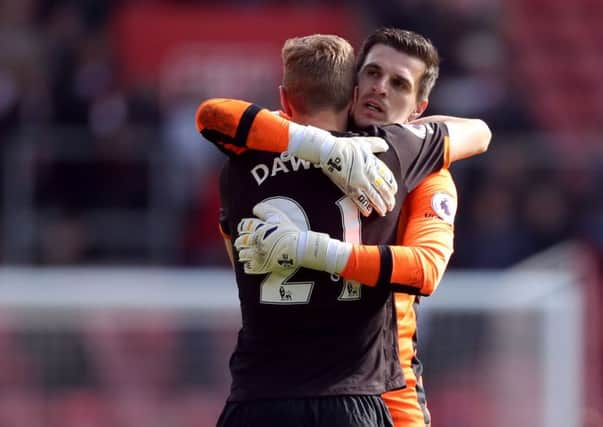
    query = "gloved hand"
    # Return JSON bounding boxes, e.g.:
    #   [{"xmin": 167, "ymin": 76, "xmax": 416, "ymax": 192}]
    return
[
  {"xmin": 234, "ymin": 201, "xmax": 352, "ymax": 275},
  {"xmin": 288, "ymin": 123, "xmax": 397, "ymax": 217}
]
